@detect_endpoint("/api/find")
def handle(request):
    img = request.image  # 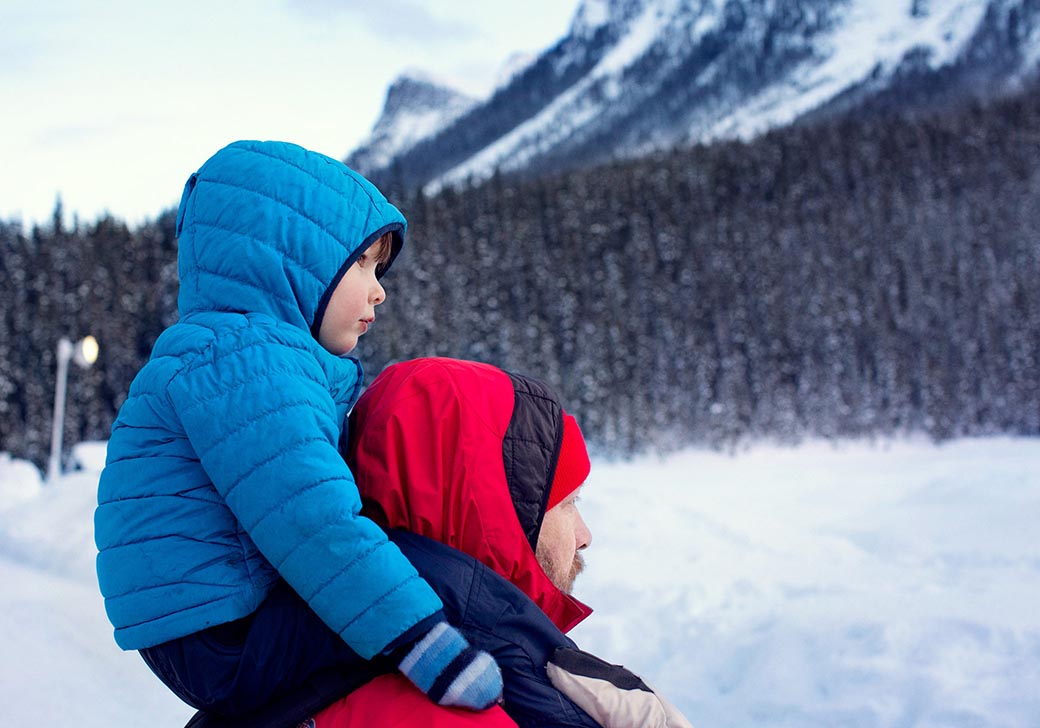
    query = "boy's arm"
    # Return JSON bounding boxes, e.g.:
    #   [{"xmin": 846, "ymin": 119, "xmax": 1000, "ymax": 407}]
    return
[
  {"xmin": 169, "ymin": 334, "xmax": 503, "ymax": 709},
  {"xmin": 168, "ymin": 334, "xmax": 441, "ymax": 660}
]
